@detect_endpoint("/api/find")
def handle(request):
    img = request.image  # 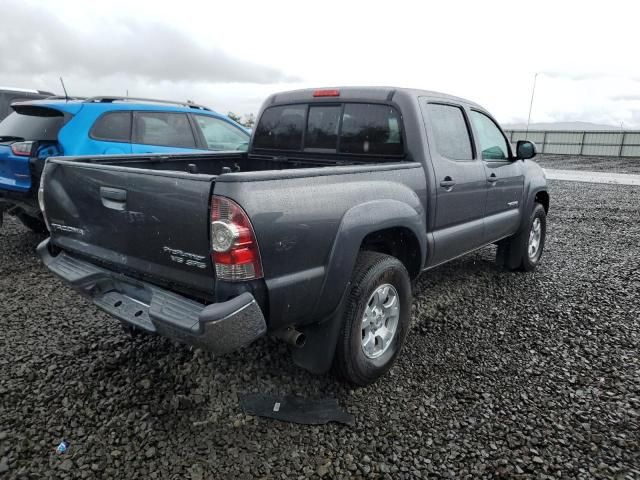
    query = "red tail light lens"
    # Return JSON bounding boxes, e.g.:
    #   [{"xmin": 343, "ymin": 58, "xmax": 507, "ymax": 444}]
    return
[
  {"xmin": 313, "ymin": 89, "xmax": 340, "ymax": 97},
  {"xmin": 11, "ymin": 141, "xmax": 34, "ymax": 157},
  {"xmin": 211, "ymin": 195, "xmax": 263, "ymax": 281}
]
